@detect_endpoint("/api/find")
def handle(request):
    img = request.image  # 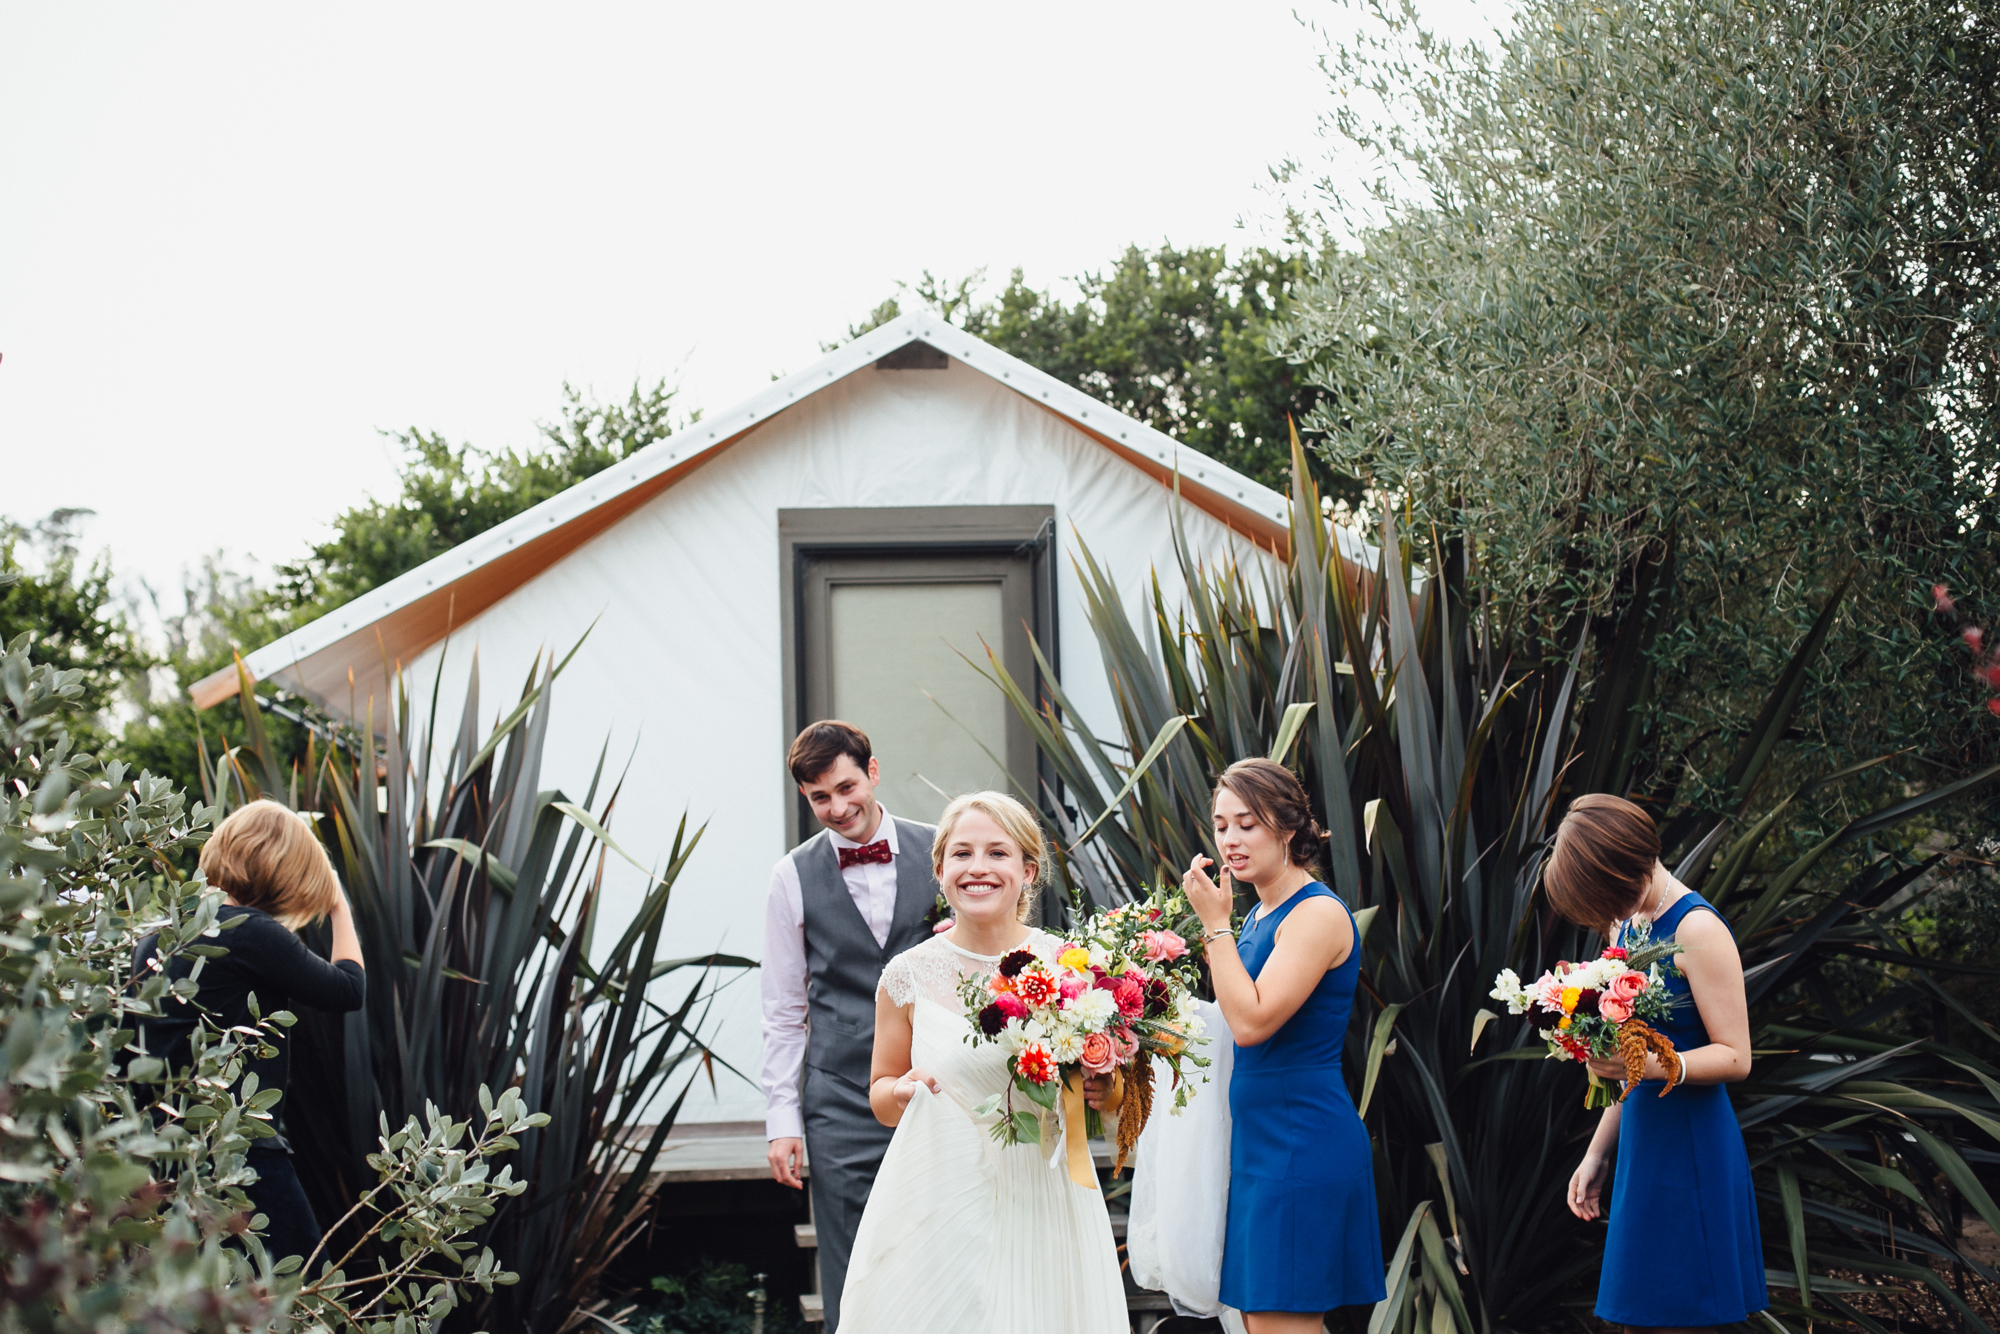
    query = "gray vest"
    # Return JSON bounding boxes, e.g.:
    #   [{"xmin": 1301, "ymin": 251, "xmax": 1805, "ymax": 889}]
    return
[{"xmin": 795, "ymin": 817, "xmax": 939, "ymax": 1092}]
